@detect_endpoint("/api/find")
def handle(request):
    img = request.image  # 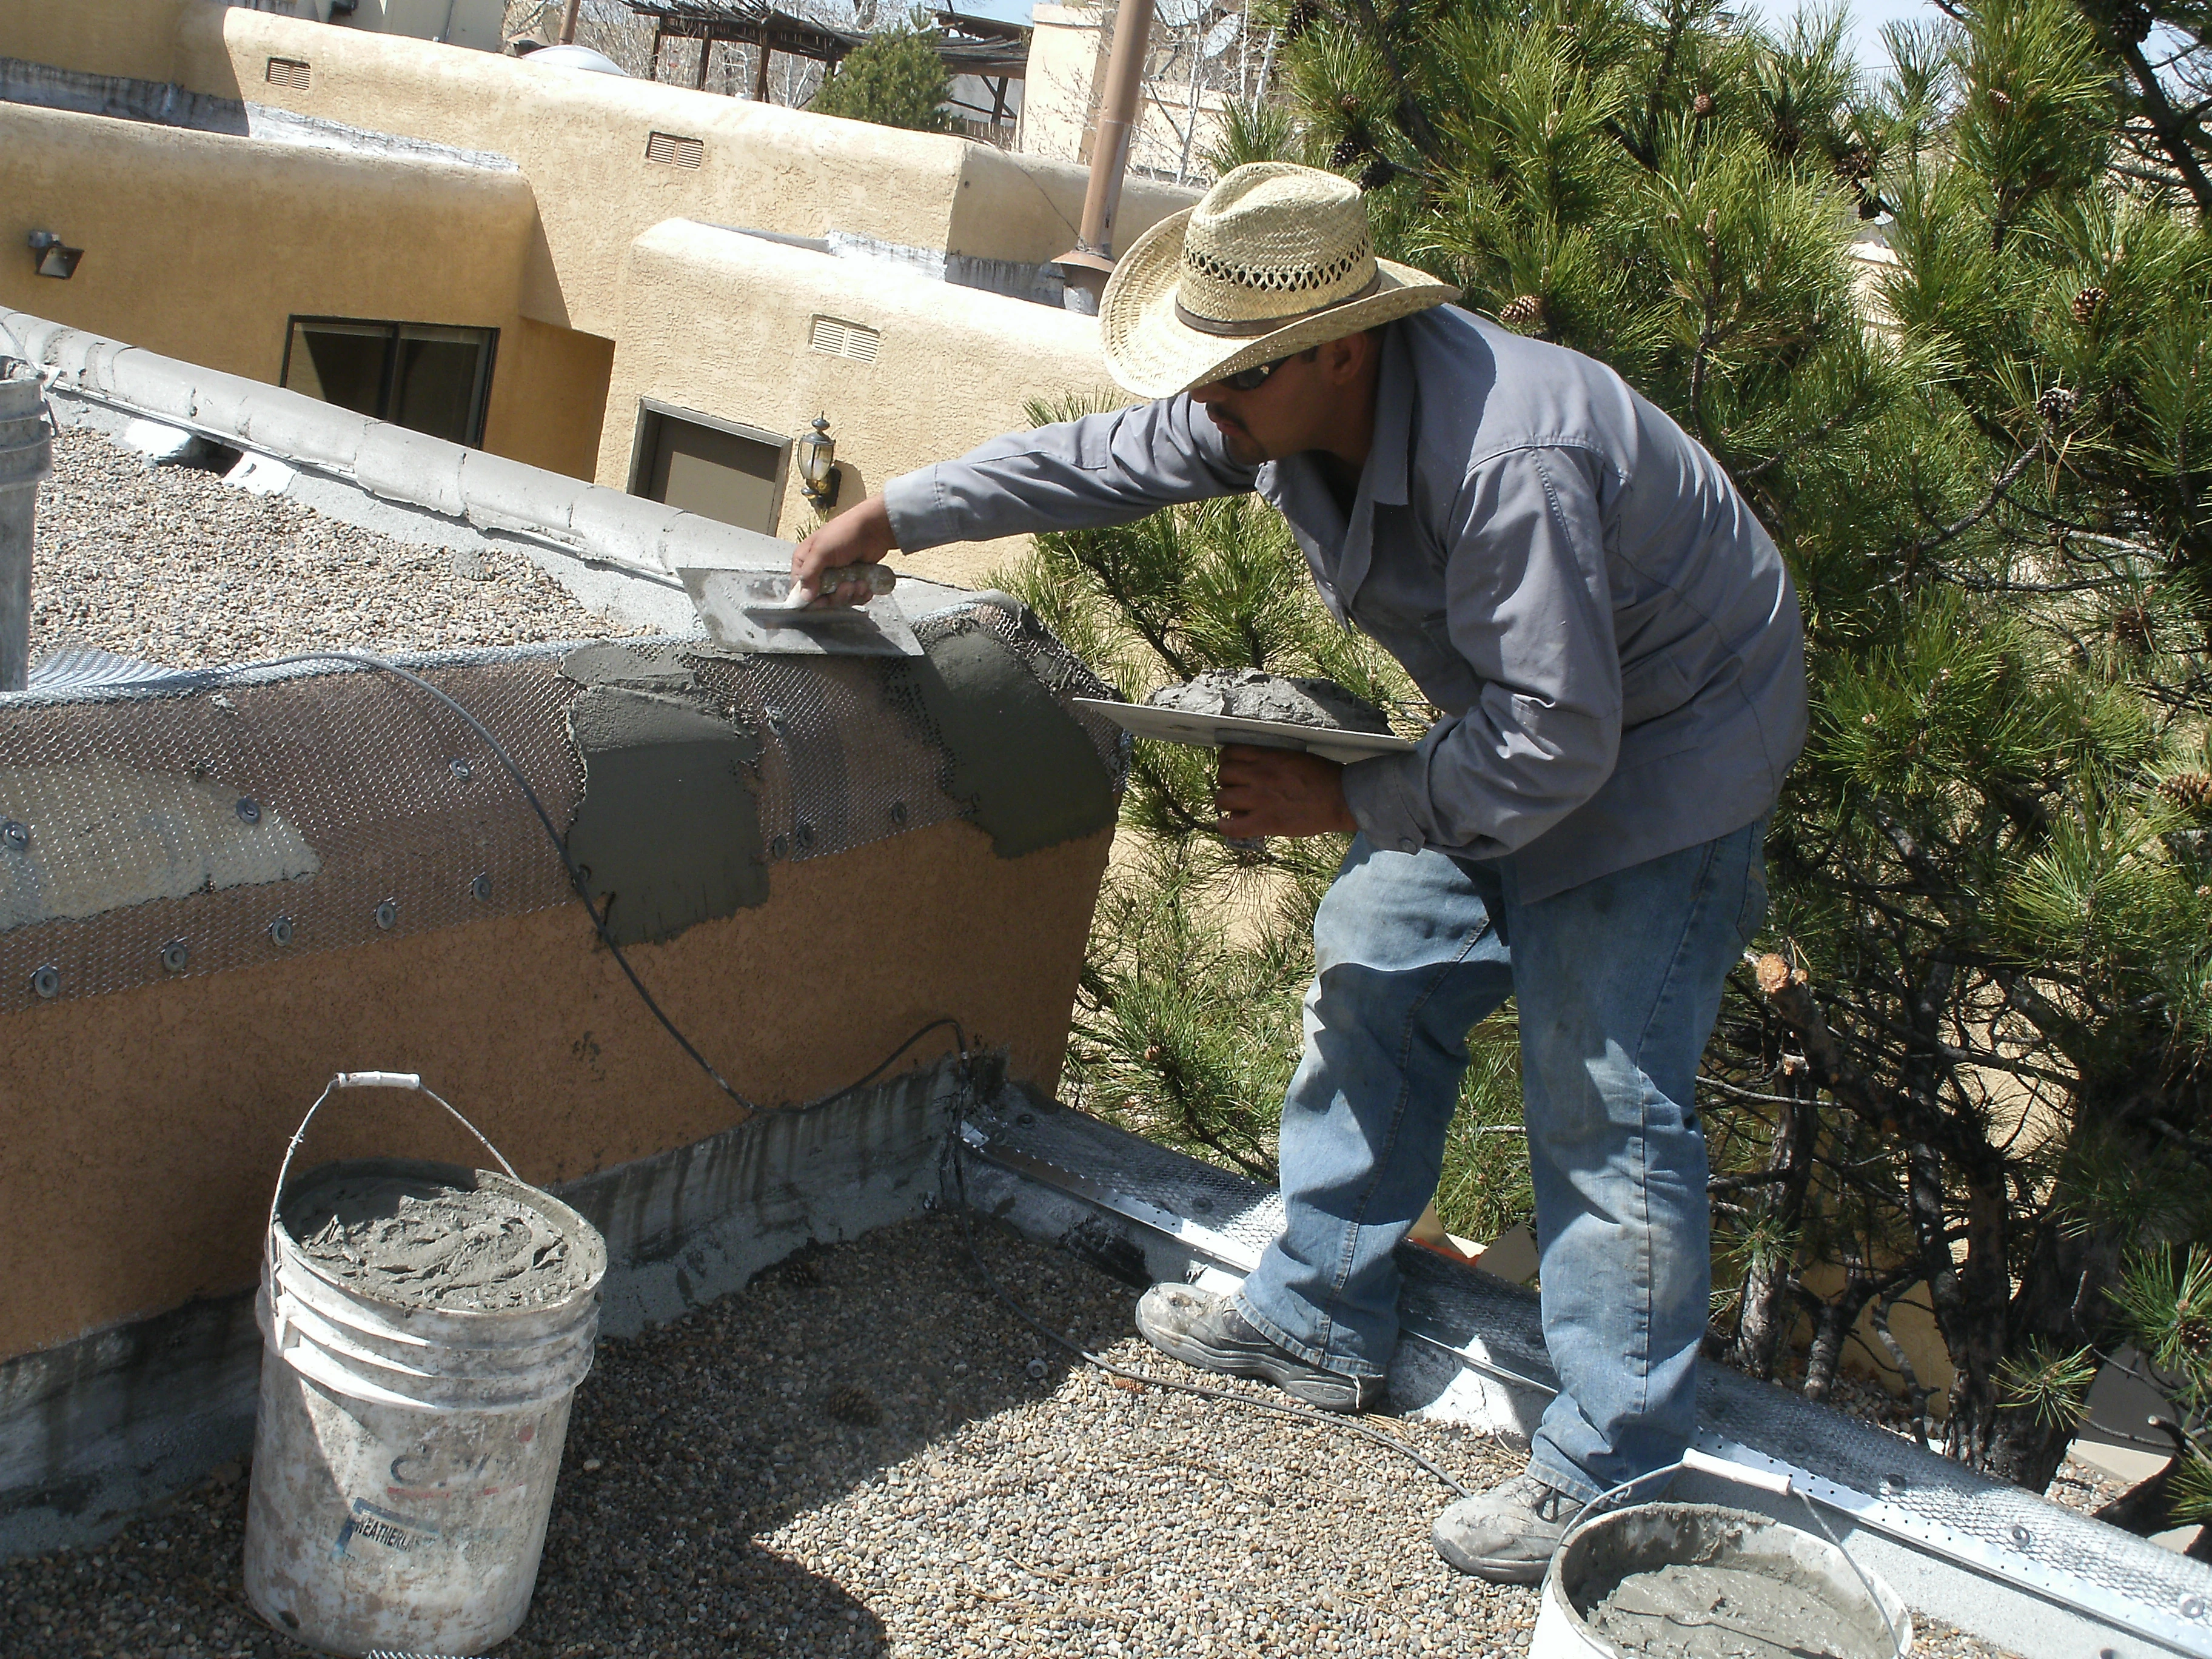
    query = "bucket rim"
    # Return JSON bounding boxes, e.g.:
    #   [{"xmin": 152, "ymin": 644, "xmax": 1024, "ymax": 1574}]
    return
[
  {"xmin": 1541, "ymin": 1500, "xmax": 1911, "ymax": 1659},
  {"xmin": 270, "ymin": 1155, "xmax": 608, "ymax": 1322}
]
